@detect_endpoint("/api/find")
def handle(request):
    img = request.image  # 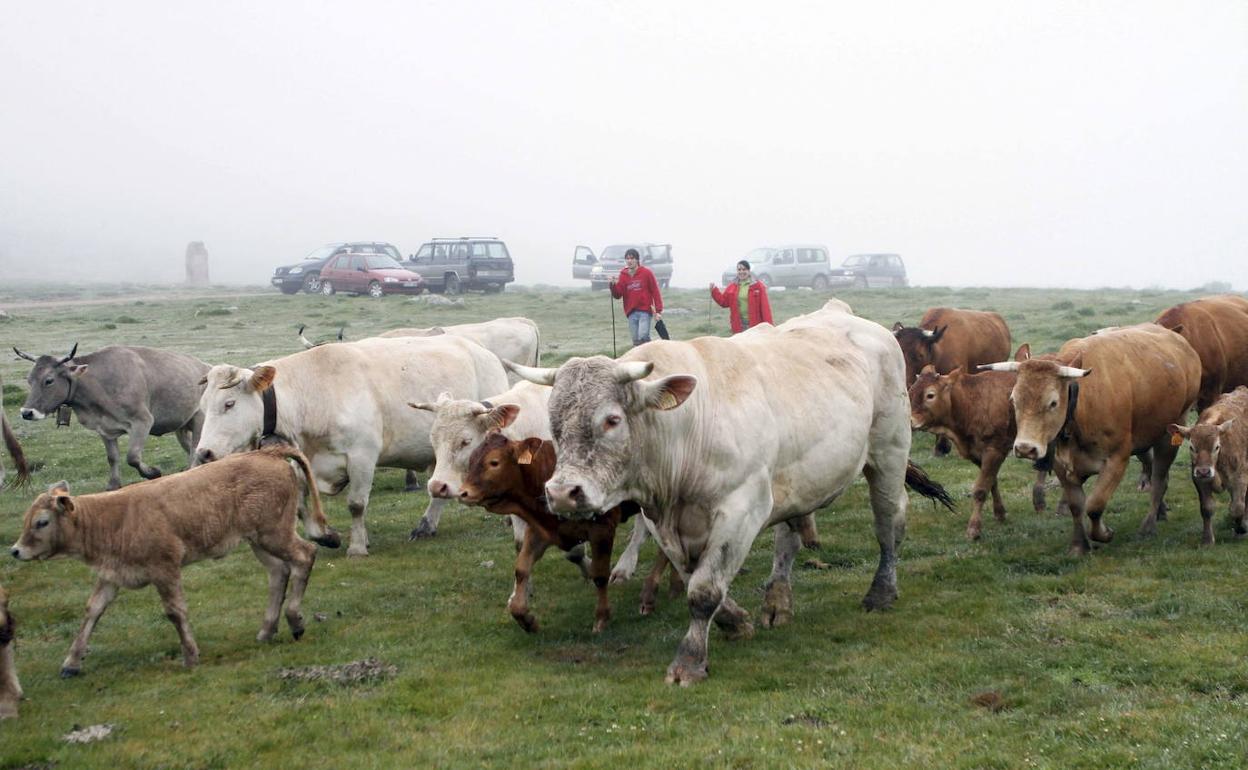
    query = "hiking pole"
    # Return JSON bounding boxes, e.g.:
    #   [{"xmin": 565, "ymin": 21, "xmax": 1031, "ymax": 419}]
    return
[{"xmin": 610, "ymin": 289, "xmax": 618, "ymax": 357}]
